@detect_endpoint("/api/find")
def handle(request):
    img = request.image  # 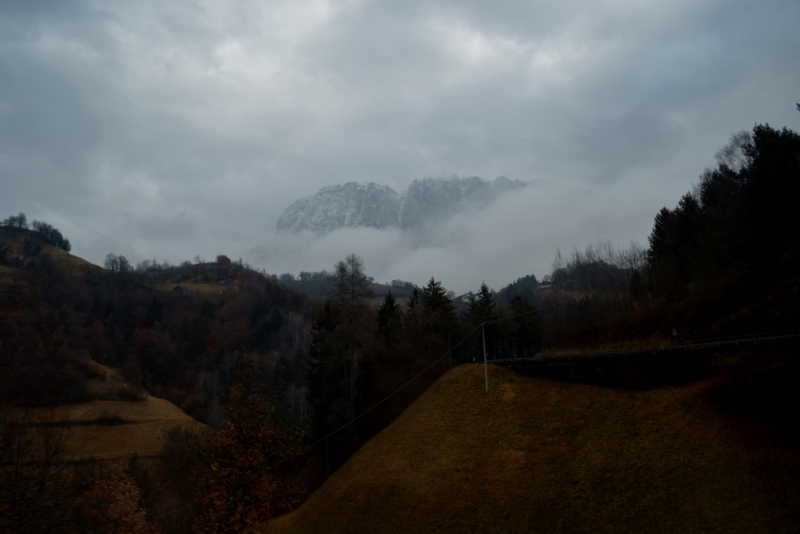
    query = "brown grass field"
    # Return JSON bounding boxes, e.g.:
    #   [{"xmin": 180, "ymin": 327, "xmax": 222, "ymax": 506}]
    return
[
  {"xmin": 4, "ymin": 394, "xmax": 204, "ymax": 462},
  {"xmin": 267, "ymin": 364, "xmax": 800, "ymax": 534}
]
